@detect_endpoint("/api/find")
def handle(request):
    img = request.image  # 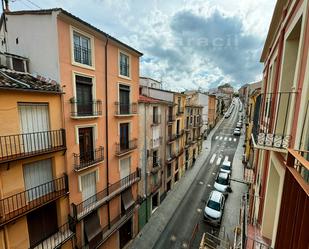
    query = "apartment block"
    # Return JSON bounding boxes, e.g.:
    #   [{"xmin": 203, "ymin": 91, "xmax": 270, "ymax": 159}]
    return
[
  {"xmin": 240, "ymin": 0, "xmax": 309, "ymax": 248},
  {"xmin": 0, "ymin": 8, "xmax": 142, "ymax": 249},
  {"xmin": 0, "ymin": 57, "xmax": 71, "ymax": 249},
  {"xmin": 137, "ymin": 94, "xmax": 171, "ymax": 230}
]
